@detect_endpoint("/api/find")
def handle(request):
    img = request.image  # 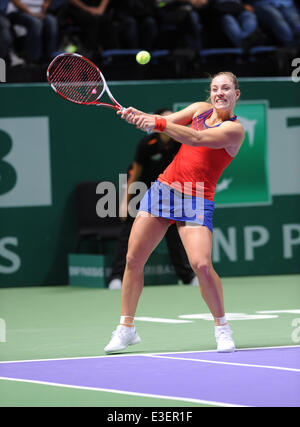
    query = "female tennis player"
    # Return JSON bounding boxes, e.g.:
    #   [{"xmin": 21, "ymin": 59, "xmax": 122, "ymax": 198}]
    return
[{"xmin": 104, "ymin": 71, "xmax": 245, "ymax": 353}]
